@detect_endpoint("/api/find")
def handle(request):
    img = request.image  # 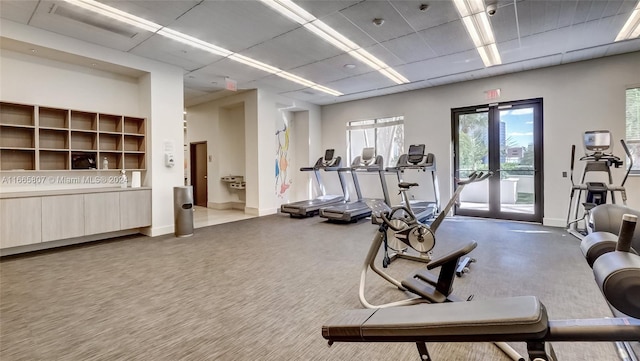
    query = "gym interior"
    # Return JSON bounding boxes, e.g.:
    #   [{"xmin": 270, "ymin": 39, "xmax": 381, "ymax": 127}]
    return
[{"xmin": 1, "ymin": 1, "xmax": 640, "ymax": 360}]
